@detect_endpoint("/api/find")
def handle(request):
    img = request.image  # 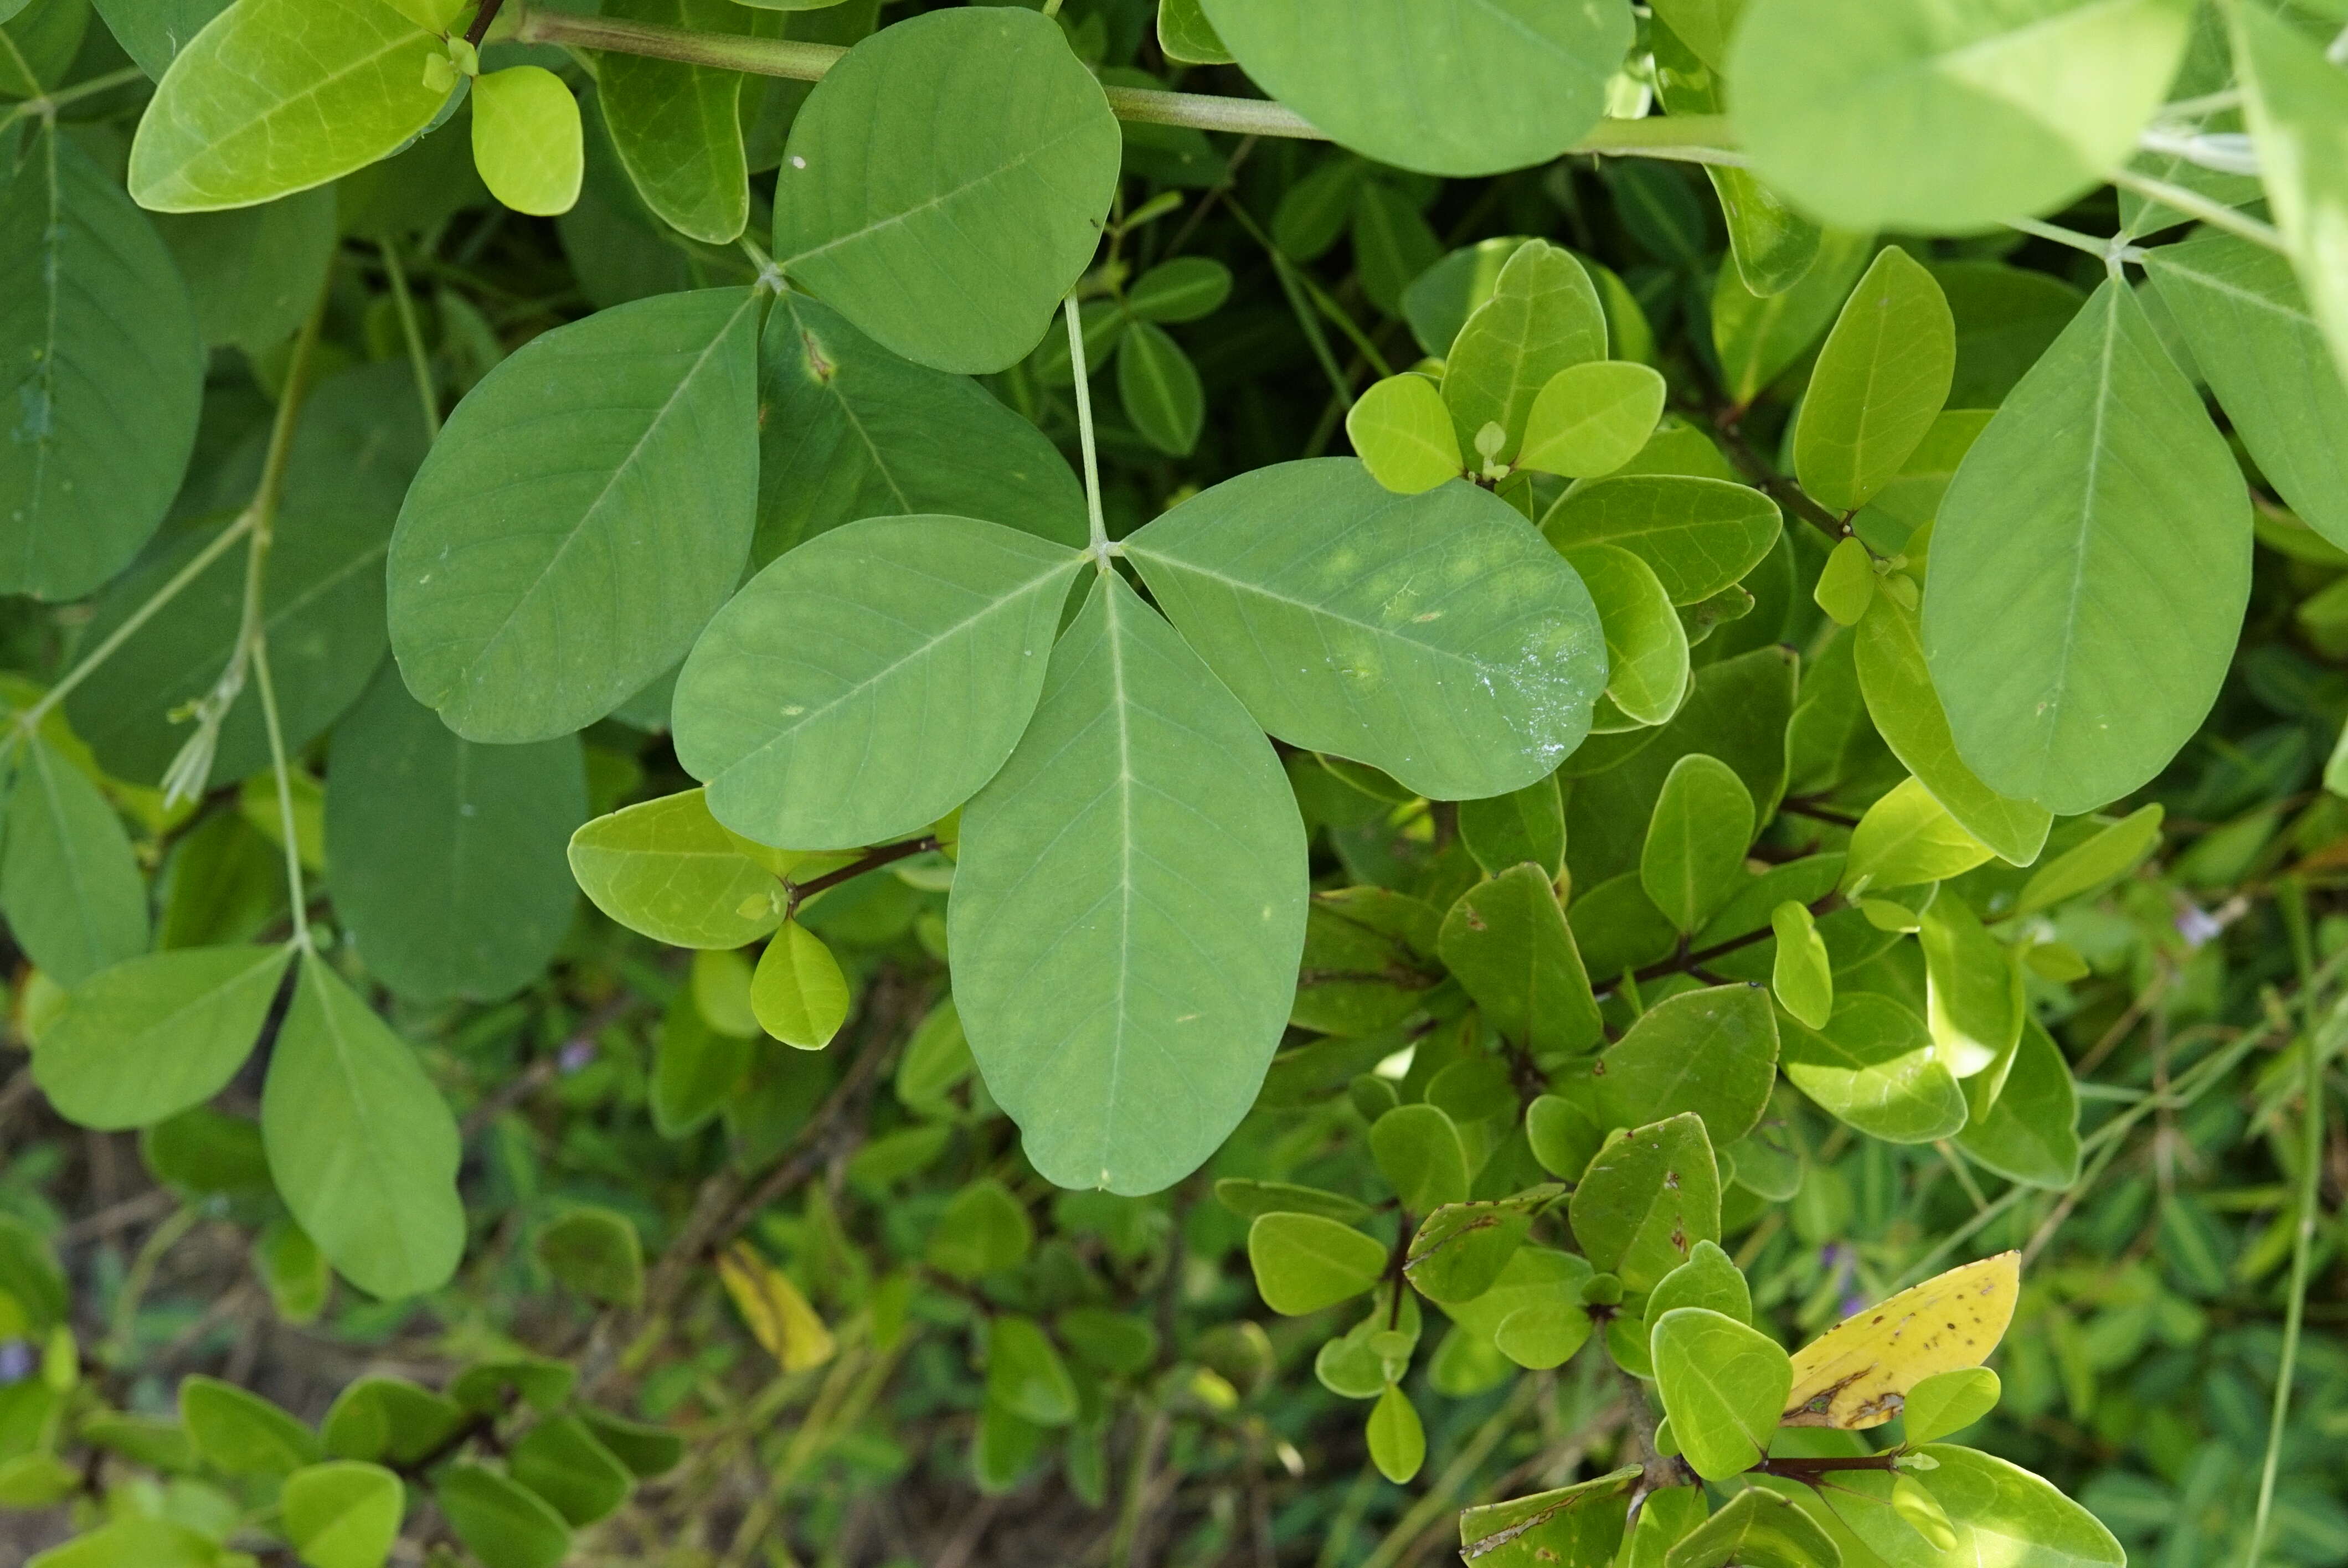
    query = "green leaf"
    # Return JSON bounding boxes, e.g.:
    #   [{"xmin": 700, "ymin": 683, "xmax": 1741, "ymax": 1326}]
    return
[
  {"xmin": 1934, "ymin": 261, "xmax": 2088, "ymax": 409},
  {"xmin": 925, "ymin": 1178, "xmax": 1034, "ymax": 1280},
  {"xmin": 155, "ymin": 187, "xmax": 337, "ymax": 354},
  {"xmin": 507, "ymin": 1417, "xmax": 631, "ymax": 1528},
  {"xmin": 326, "ymin": 664, "xmax": 585, "ymax": 1005},
  {"xmin": 1596, "ymin": 983, "xmax": 1779, "ymax": 1145},
  {"xmin": 533, "ymin": 1207, "xmax": 643, "ymax": 1309},
  {"xmin": 0, "ymin": 124, "xmax": 203, "ymax": 599},
  {"xmin": 1247, "ymin": 1211, "xmax": 1387, "ymax": 1315},
  {"xmin": 1794, "ymin": 247, "xmax": 1955, "ymax": 513},
  {"xmin": 1406, "ymin": 1189, "xmax": 1557, "ymax": 1304},
  {"xmin": 1563, "ymin": 544, "xmax": 1688, "ymax": 728},
  {"xmin": 68, "ymin": 362, "xmax": 427, "ymax": 786},
  {"xmin": 437, "ymin": 1464, "xmax": 572, "ymax": 1568},
  {"xmin": 2015, "ymin": 803, "xmax": 2162, "ymax": 915},
  {"xmin": 1346, "ymin": 374, "xmax": 1461, "ymax": 495},
  {"xmin": 1664, "ymin": 1487, "xmax": 1837, "ymax": 1568},
  {"xmin": 33, "ymin": 946, "xmax": 286, "ymax": 1130},
  {"xmin": 1, "ymin": 736, "xmax": 150, "ymax": 987},
  {"xmin": 1369, "ymin": 1102, "xmax": 1469, "ymax": 1215},
  {"xmin": 1956, "ymin": 1017, "xmax": 2081, "ymax": 1189},
  {"xmin": 580, "ymin": 1412, "xmax": 681, "ymax": 1480},
  {"xmin": 1440, "ymin": 241, "xmax": 1608, "ymax": 460},
  {"xmin": 1127, "ymin": 256, "xmax": 1233, "ymax": 323},
  {"xmin": 651, "ymin": 988, "xmax": 751, "ymax": 1135},
  {"xmin": 91, "ymin": 0, "xmax": 230, "ymax": 79},
  {"xmin": 674, "ymin": 514, "xmax": 1081, "ymax": 849},
  {"xmin": 599, "ymin": 0, "xmax": 747, "ymax": 242},
  {"xmin": 471, "ymin": 65, "xmax": 582, "ymax": 218},
  {"xmin": 754, "ymin": 292, "xmax": 1086, "ymax": 561},
  {"xmin": 1542, "ymin": 476, "xmax": 1783, "ymax": 606},
  {"xmin": 2232, "ymin": 2, "xmax": 2348, "ymax": 388},
  {"xmin": 2143, "ymin": 233, "xmax": 2348, "ymax": 551},
  {"xmin": 1366, "ymin": 1383, "xmax": 1425, "ymax": 1483},
  {"xmin": 389, "ymin": 287, "xmax": 761, "ymax": 742},
  {"xmin": 1647, "ymin": 1239, "xmax": 1752, "ymax": 1332},
  {"xmin": 321, "ymin": 1378, "xmax": 466, "ymax": 1466},
  {"xmin": 1841, "ymin": 776, "xmax": 1994, "ymax": 895},
  {"xmin": 25, "ymin": 1519, "xmax": 222, "ymax": 1568},
  {"xmin": 1156, "ymin": 0, "xmax": 1231, "ymax": 64},
  {"xmin": 1290, "ymin": 888, "xmax": 1443, "ymax": 1037},
  {"xmin": 1443, "ymin": 1246, "xmax": 1595, "ymax": 1368},
  {"xmin": 1924, "ymin": 279, "xmax": 2249, "ymax": 815},
  {"xmin": 693, "ymin": 945, "xmax": 759, "ymax": 1038},
  {"xmin": 950, "ymin": 575, "xmax": 1306, "ymax": 1194},
  {"xmin": 262, "ymin": 954, "xmax": 465, "ymax": 1299},
  {"xmin": 1568, "ymin": 1112, "xmax": 1721, "ymax": 1291},
  {"xmin": 1216, "ymin": 1179, "xmax": 1374, "ymax": 1225},
  {"xmin": 1352, "ymin": 182, "xmax": 1441, "ymax": 316},
  {"xmin": 750, "ymin": 921, "xmax": 848, "ymax": 1049},
  {"xmin": 1919, "ymin": 895, "xmax": 2022, "ymax": 1088},
  {"xmin": 1904, "ymin": 1368, "xmax": 2000, "ymax": 1445},
  {"xmin": 773, "ymin": 6, "xmax": 1120, "ymax": 373},
  {"xmin": 128, "ymin": 0, "xmax": 449, "ymax": 210},
  {"xmin": 282, "ymin": 1461, "xmax": 403, "ymax": 1568},
  {"xmin": 1778, "ymin": 992, "xmax": 1966, "ymax": 1144},
  {"xmin": 1126, "ymin": 459, "xmax": 1606, "ymax": 801},
  {"xmin": 1196, "ymin": 0, "xmax": 1628, "ymax": 178},
  {"xmin": 568, "ymin": 789, "xmax": 816, "ymax": 950},
  {"xmin": 1517, "ymin": 362, "xmax": 1668, "ymax": 480},
  {"xmin": 1711, "ymin": 228, "xmax": 1875, "ymax": 405},
  {"xmin": 1458, "ymin": 777, "xmax": 1566, "ymax": 881},
  {"xmin": 1641, "ymin": 755, "xmax": 1755, "ymax": 933},
  {"xmin": 1917, "ymin": 1445, "xmax": 2123, "ymax": 1568},
  {"xmin": 1118, "ymin": 320, "xmax": 1204, "ymax": 456},
  {"xmin": 1456, "ymin": 1468, "xmax": 1639, "ymax": 1568},
  {"xmin": 1649, "ymin": 15, "xmax": 1820, "ymax": 301},
  {"xmin": 1854, "ymin": 594, "xmax": 2051, "ymax": 866},
  {"xmin": 1769, "ymin": 901, "xmax": 1833, "ymax": 1030},
  {"xmin": 144, "ymin": 1107, "xmax": 272, "ymax": 1196},
  {"xmin": 985, "ymin": 1314, "xmax": 1078, "ymax": 1426},
  {"xmin": 183, "ymin": 1374, "xmax": 322, "ymax": 1477},
  {"xmin": 1732, "ymin": 0, "xmax": 2195, "ymax": 233},
  {"xmin": 1435, "ymin": 864, "xmax": 1604, "ymax": 1055},
  {"xmin": 1651, "ymin": 1308, "xmax": 1791, "ymax": 1482}
]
